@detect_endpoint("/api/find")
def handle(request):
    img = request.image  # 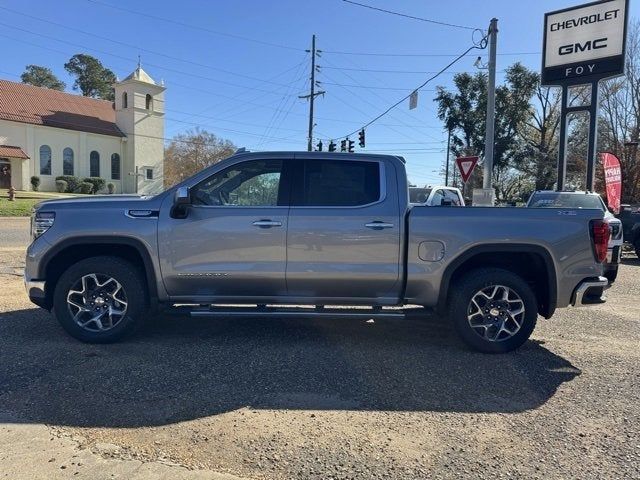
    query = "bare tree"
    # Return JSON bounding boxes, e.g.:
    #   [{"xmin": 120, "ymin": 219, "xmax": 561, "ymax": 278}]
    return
[
  {"xmin": 513, "ymin": 82, "xmax": 561, "ymax": 191},
  {"xmin": 164, "ymin": 128, "xmax": 236, "ymax": 188},
  {"xmin": 599, "ymin": 20, "xmax": 640, "ymax": 202}
]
